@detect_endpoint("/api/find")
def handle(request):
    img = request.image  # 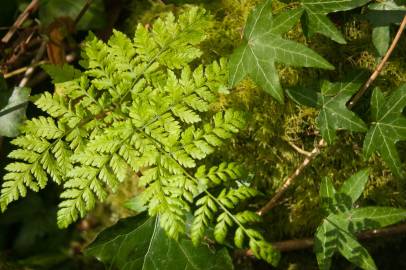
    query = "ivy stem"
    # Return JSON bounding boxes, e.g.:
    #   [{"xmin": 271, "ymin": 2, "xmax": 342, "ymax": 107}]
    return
[
  {"xmin": 257, "ymin": 14, "xmax": 406, "ymax": 216},
  {"xmin": 242, "ymin": 222, "xmax": 406, "ymax": 254}
]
